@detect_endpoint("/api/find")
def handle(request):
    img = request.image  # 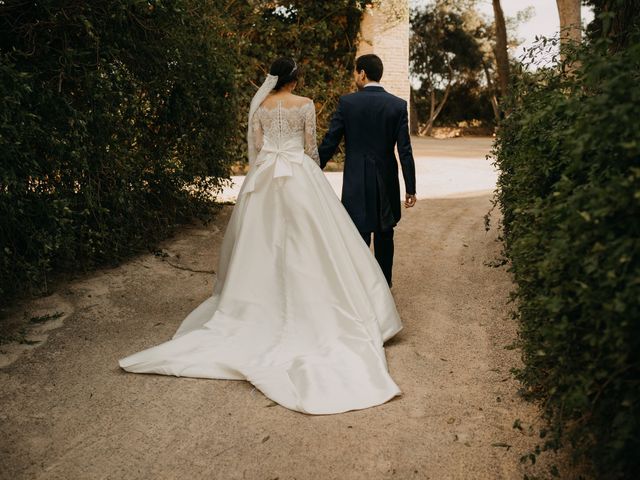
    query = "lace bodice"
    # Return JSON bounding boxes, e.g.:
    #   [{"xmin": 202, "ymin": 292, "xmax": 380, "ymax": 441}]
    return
[{"xmin": 251, "ymin": 100, "xmax": 320, "ymax": 165}]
